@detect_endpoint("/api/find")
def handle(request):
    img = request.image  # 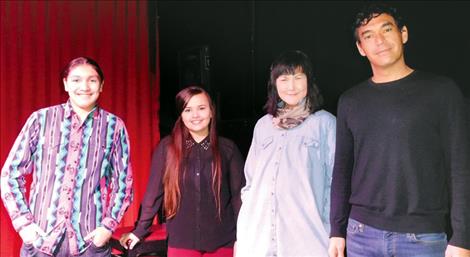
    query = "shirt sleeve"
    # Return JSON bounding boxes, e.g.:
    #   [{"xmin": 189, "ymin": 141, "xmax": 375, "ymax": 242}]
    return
[
  {"xmin": 441, "ymin": 82, "xmax": 470, "ymax": 249},
  {"xmin": 240, "ymin": 120, "xmax": 260, "ymax": 202},
  {"xmin": 1, "ymin": 112, "xmax": 40, "ymax": 232},
  {"xmin": 132, "ymin": 139, "xmax": 167, "ymax": 239},
  {"xmin": 329, "ymin": 96, "xmax": 354, "ymax": 238},
  {"xmin": 322, "ymin": 114, "xmax": 336, "ymax": 226},
  {"xmin": 227, "ymin": 141, "xmax": 246, "ymax": 222},
  {"xmin": 102, "ymin": 120, "xmax": 134, "ymax": 232}
]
